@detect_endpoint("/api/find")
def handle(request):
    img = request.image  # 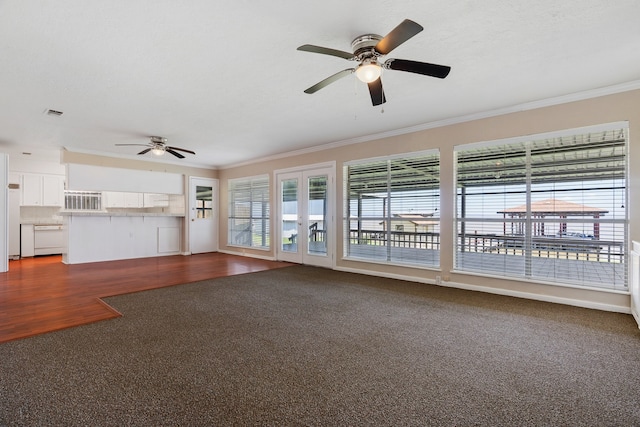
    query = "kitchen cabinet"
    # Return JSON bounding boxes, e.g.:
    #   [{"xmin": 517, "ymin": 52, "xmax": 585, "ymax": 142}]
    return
[
  {"xmin": 21, "ymin": 224, "xmax": 35, "ymax": 257},
  {"xmin": 63, "ymin": 213, "xmax": 183, "ymax": 264},
  {"xmin": 104, "ymin": 192, "xmax": 170, "ymax": 208},
  {"xmin": 21, "ymin": 173, "xmax": 65, "ymax": 206},
  {"xmin": 42, "ymin": 175, "xmax": 65, "ymax": 206},
  {"xmin": 21, "ymin": 174, "xmax": 42, "ymax": 206},
  {"xmin": 143, "ymin": 193, "xmax": 170, "ymax": 207},
  {"xmin": 103, "ymin": 191, "xmax": 143, "ymax": 208}
]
